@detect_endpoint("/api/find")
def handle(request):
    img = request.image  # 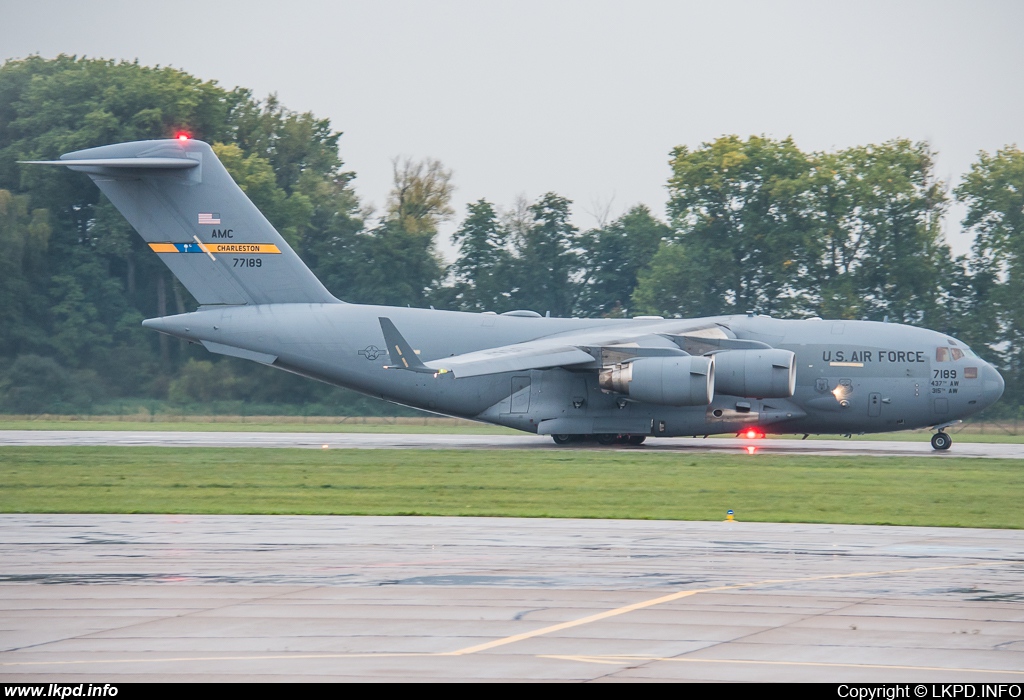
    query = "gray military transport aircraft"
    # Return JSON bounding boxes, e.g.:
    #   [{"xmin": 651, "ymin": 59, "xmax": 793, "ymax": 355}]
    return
[{"xmin": 27, "ymin": 138, "xmax": 1005, "ymax": 450}]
